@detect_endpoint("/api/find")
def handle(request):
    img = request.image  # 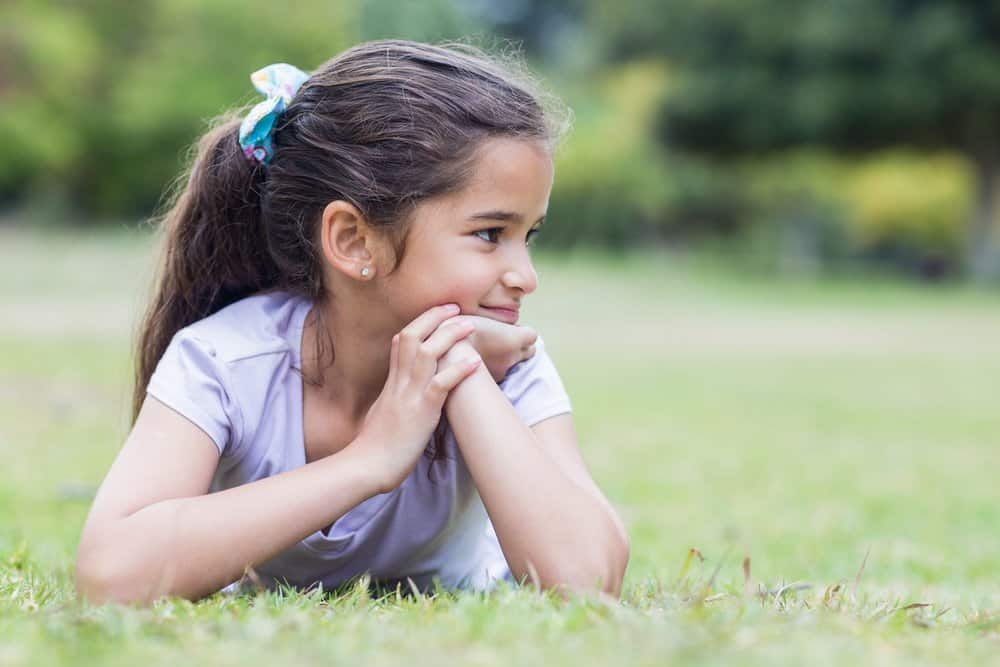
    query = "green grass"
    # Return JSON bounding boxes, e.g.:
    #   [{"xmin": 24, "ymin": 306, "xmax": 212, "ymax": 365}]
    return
[{"xmin": 1, "ymin": 225, "xmax": 999, "ymax": 665}]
